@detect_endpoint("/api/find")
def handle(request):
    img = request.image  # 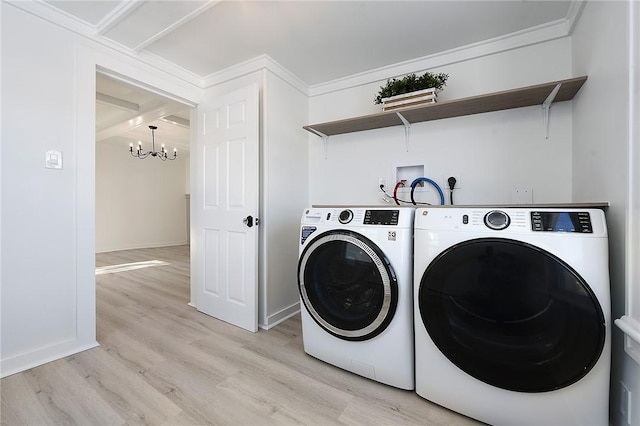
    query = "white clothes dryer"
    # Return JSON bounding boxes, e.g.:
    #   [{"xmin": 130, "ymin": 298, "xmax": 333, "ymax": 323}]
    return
[
  {"xmin": 298, "ymin": 206, "xmax": 414, "ymax": 390},
  {"xmin": 413, "ymin": 207, "xmax": 610, "ymax": 425}
]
